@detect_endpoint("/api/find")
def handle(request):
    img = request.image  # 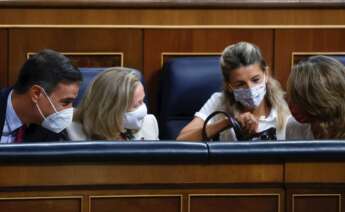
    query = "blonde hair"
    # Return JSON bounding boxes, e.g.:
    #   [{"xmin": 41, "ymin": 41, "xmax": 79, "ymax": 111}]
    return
[
  {"xmin": 74, "ymin": 67, "xmax": 141, "ymax": 140},
  {"xmin": 287, "ymin": 55, "xmax": 345, "ymax": 139},
  {"xmin": 220, "ymin": 41, "xmax": 290, "ymax": 131}
]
